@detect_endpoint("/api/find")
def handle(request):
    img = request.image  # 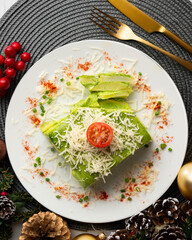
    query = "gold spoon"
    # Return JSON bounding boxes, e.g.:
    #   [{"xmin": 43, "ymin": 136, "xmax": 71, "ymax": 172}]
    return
[
  {"xmin": 72, "ymin": 233, "xmax": 106, "ymax": 240},
  {"xmin": 177, "ymin": 162, "xmax": 192, "ymax": 201}
]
